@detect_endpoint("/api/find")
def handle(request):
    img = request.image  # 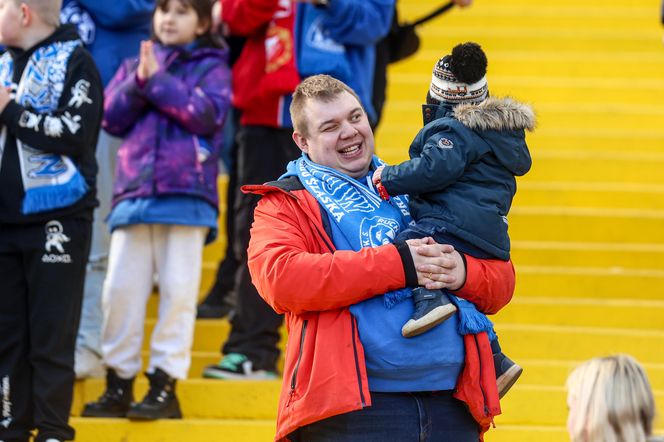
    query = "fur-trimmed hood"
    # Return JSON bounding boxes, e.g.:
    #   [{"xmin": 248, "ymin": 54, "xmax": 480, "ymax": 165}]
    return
[
  {"xmin": 453, "ymin": 96, "xmax": 536, "ymax": 132},
  {"xmin": 451, "ymin": 97, "xmax": 533, "ymax": 176}
]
